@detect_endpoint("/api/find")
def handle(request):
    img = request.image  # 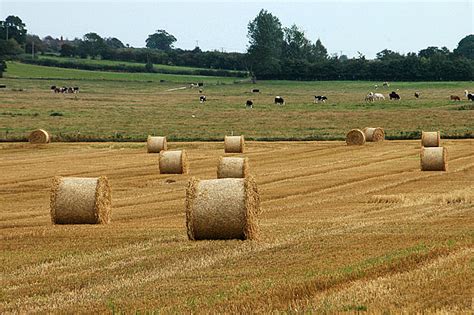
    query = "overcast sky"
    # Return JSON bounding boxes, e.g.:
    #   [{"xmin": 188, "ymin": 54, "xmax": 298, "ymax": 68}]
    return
[{"xmin": 0, "ymin": 0, "xmax": 472, "ymax": 58}]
